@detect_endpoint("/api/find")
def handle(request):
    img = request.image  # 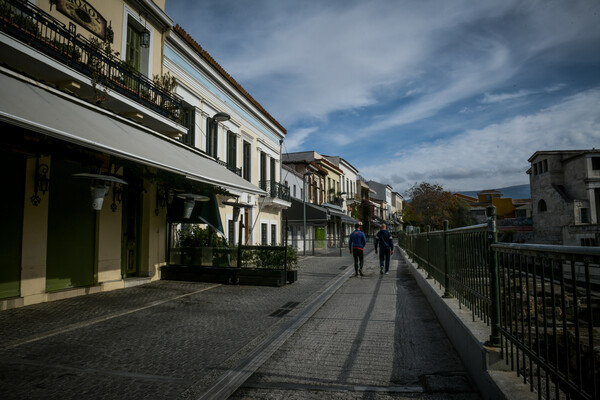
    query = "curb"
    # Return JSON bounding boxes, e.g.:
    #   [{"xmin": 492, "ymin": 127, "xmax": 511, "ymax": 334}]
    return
[{"xmin": 400, "ymin": 249, "xmax": 536, "ymax": 400}]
